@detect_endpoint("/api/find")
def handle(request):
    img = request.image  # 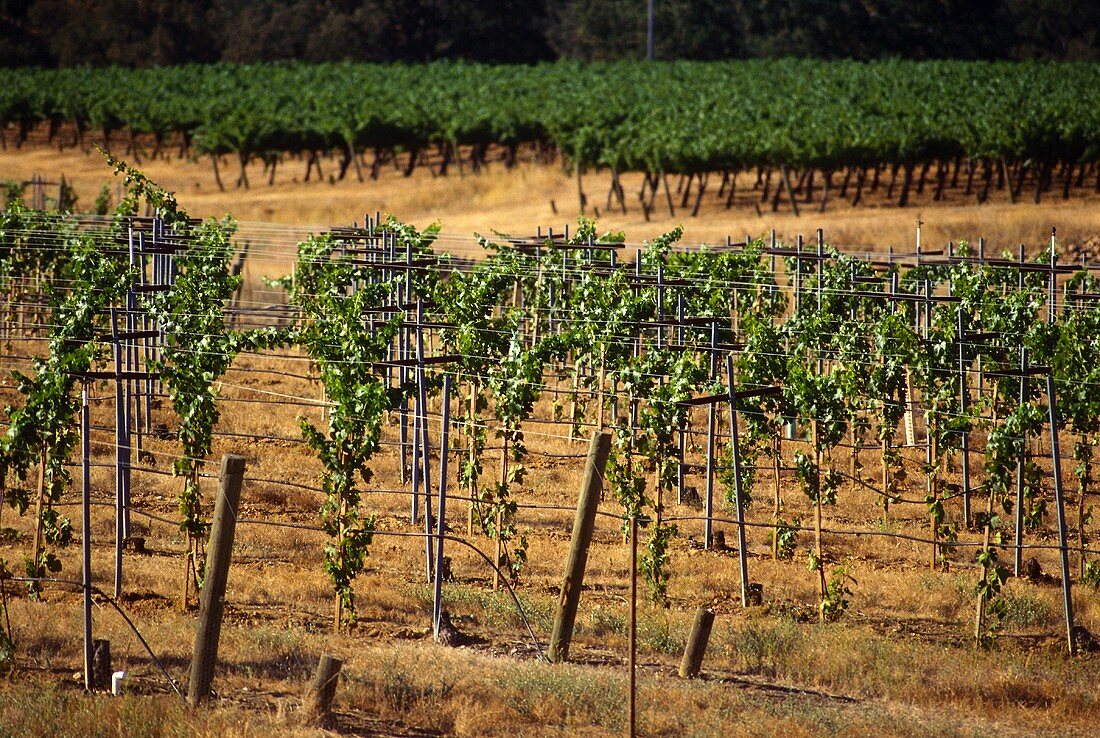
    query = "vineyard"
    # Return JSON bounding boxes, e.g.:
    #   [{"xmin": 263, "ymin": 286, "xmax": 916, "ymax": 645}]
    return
[
  {"xmin": 1, "ymin": 164, "xmax": 1100, "ymax": 736},
  {"xmin": 4, "ymin": 61, "xmax": 1100, "ymax": 216}
]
